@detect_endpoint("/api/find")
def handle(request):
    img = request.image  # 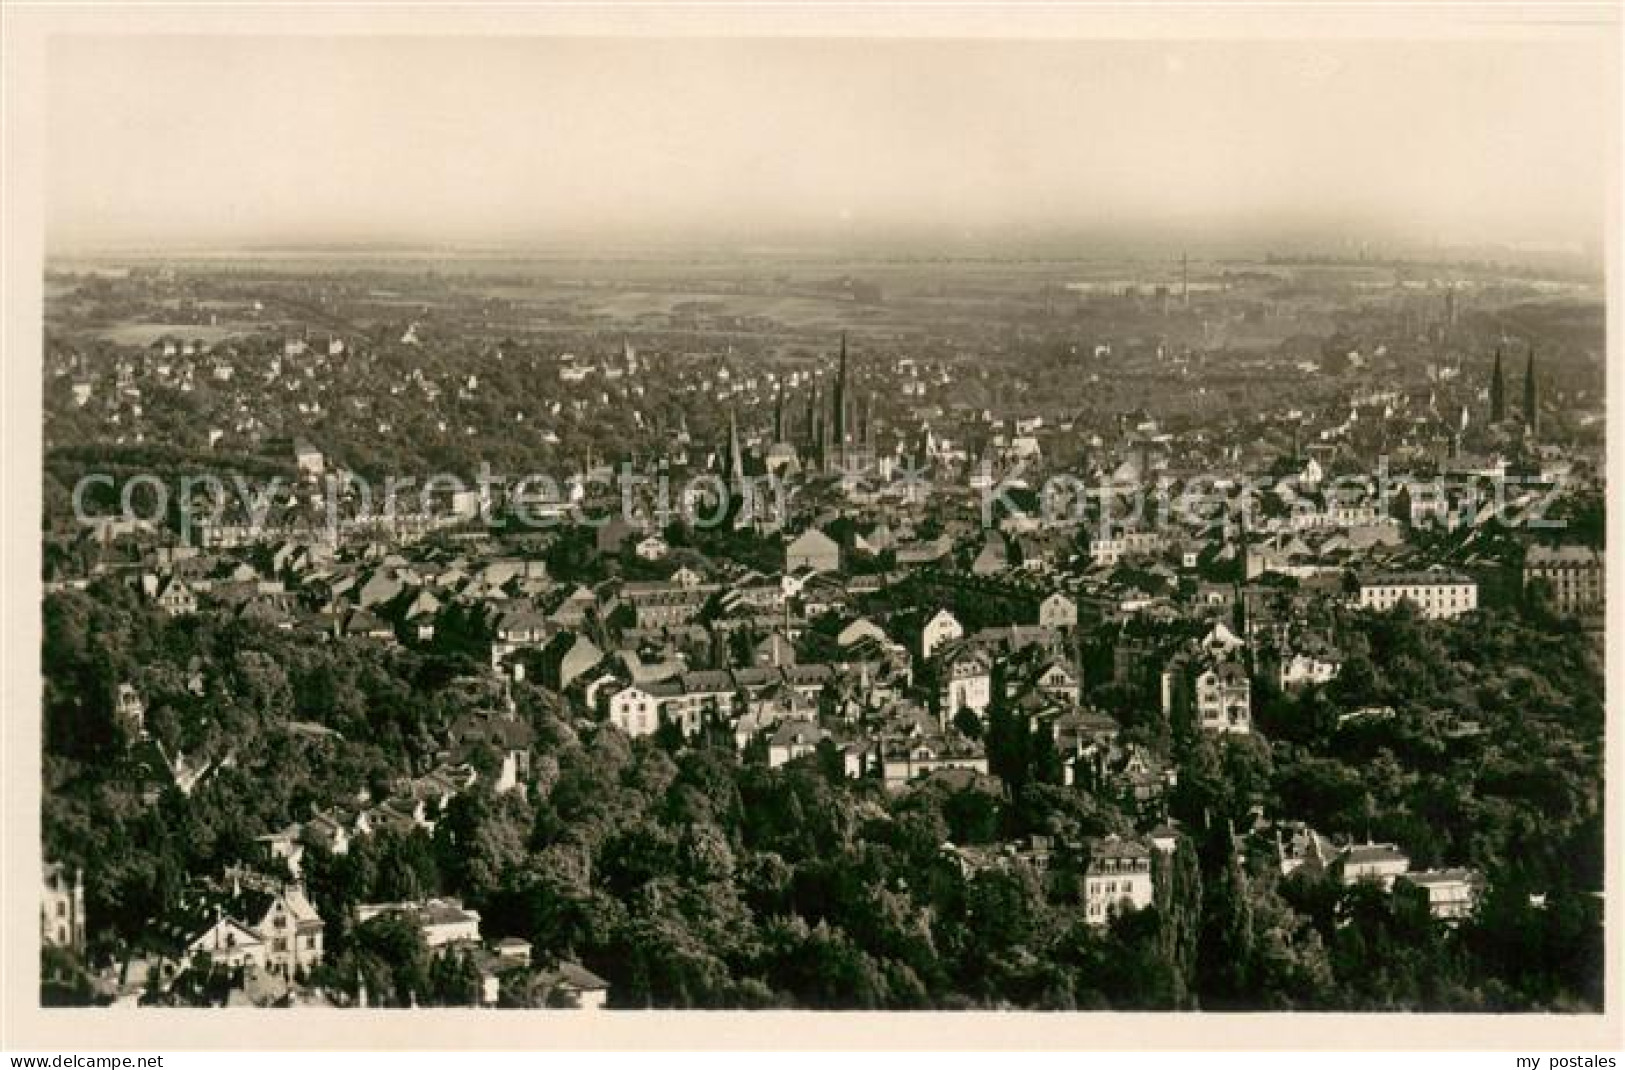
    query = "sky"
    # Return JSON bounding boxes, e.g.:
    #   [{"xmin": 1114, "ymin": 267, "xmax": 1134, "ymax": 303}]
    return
[{"xmin": 46, "ymin": 34, "xmax": 1618, "ymax": 254}]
